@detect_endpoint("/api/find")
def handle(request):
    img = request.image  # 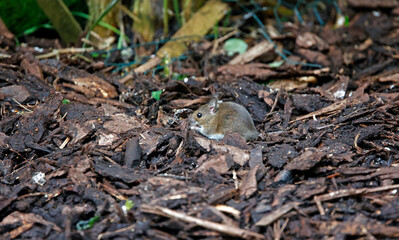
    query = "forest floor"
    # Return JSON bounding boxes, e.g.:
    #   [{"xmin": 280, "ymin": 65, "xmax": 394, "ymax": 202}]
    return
[{"xmin": 1, "ymin": 2, "xmax": 399, "ymax": 240}]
